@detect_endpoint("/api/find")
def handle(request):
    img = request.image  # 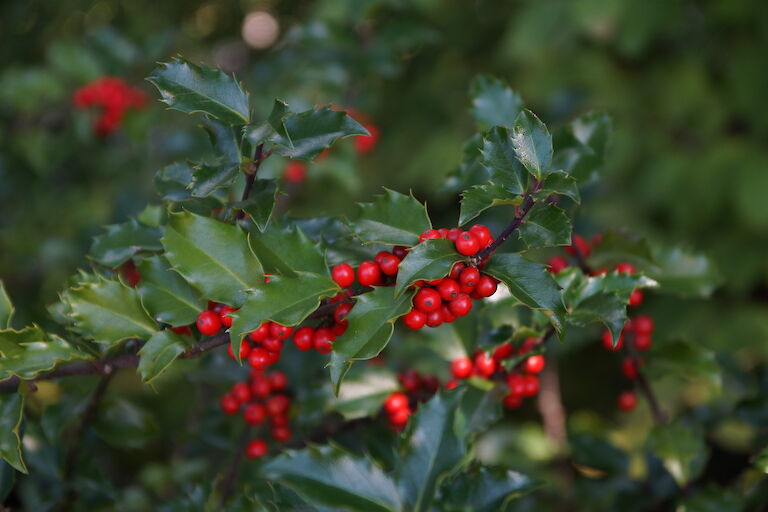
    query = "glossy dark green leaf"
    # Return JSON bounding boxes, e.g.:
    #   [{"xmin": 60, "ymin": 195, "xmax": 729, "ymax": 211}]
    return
[
  {"xmin": 162, "ymin": 211, "xmax": 263, "ymax": 307},
  {"xmin": 202, "ymin": 118, "xmax": 241, "ymax": 165},
  {"xmin": 439, "ymin": 467, "xmax": 539, "ymax": 512},
  {"xmin": 350, "ymin": 189, "xmax": 432, "ymax": 246},
  {"xmin": 589, "ymin": 231, "xmax": 656, "ymax": 269},
  {"xmin": 483, "ymin": 254, "xmax": 567, "ymax": 335},
  {"xmin": 147, "ymin": 57, "xmax": 250, "ymax": 125},
  {"xmin": 647, "ymin": 421, "xmax": 708, "ymax": 486},
  {"xmin": 645, "ymin": 340, "xmax": 720, "ymax": 391},
  {"xmin": 459, "ymin": 183, "xmax": 522, "ymax": 226},
  {"xmin": 0, "ymin": 281, "xmax": 13, "ymax": 329},
  {"xmin": 394, "ymin": 239, "xmax": 463, "ymax": 297},
  {"xmin": 328, "ymin": 366, "xmax": 399, "ymax": 420},
  {"xmin": 396, "ymin": 390, "xmax": 466, "ymax": 512},
  {"xmin": 511, "ymin": 110, "xmax": 553, "ymax": 180},
  {"xmin": 233, "ymin": 179, "xmax": 279, "ymax": 232},
  {"xmin": 267, "ymin": 98, "xmax": 290, "ymax": 135},
  {"xmin": 518, "ymin": 203, "xmax": 572, "ymax": 249},
  {"xmin": 190, "ymin": 162, "xmax": 239, "ymax": 198},
  {"xmin": 89, "ymin": 219, "xmax": 162, "ymax": 267},
  {"xmin": 0, "ymin": 326, "xmax": 89, "ymax": 382},
  {"xmin": 456, "ymin": 385, "xmax": 503, "ymax": 438},
  {"xmin": 571, "ymin": 112, "xmax": 612, "ymax": 159},
  {"xmin": 676, "ymin": 485, "xmax": 742, "ymax": 512},
  {"xmin": 481, "ymin": 126, "xmax": 527, "ymax": 195},
  {"xmin": 0, "ymin": 461, "xmax": 14, "ymax": 503},
  {"xmin": 552, "ymin": 112, "xmax": 612, "ymax": 184},
  {"xmin": 469, "ymin": 75, "xmax": 524, "ymax": 130},
  {"xmin": 570, "ymin": 434, "xmax": 628, "ymax": 476},
  {"xmin": 155, "ymin": 162, "xmax": 195, "ymax": 202},
  {"xmin": 65, "ymin": 278, "xmax": 156, "ymax": 345},
  {"xmin": 270, "ymin": 106, "xmax": 368, "ymax": 160},
  {"xmin": 648, "ymin": 247, "xmax": 719, "ymax": 298},
  {"xmin": 136, "ymin": 255, "xmax": 205, "ymax": 327},
  {"xmin": 137, "ymin": 330, "xmax": 191, "ymax": 383},
  {"xmin": 534, "ymin": 170, "xmax": 581, "ymax": 203},
  {"xmin": 263, "ymin": 445, "xmax": 402, "ymax": 512},
  {"xmin": 136, "ymin": 204, "xmax": 164, "ymax": 228},
  {"xmin": 248, "ymin": 223, "xmax": 328, "ymax": 277},
  {"xmin": 0, "ymin": 392, "xmax": 26, "ymax": 473}
]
